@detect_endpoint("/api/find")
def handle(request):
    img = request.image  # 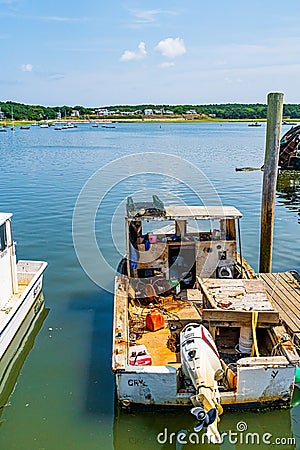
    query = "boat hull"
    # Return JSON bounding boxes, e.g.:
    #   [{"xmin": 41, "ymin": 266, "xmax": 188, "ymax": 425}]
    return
[
  {"xmin": 0, "ymin": 293, "xmax": 48, "ymax": 400},
  {"xmin": 115, "ymin": 356, "xmax": 295, "ymax": 409},
  {"xmin": 0, "ymin": 260, "xmax": 47, "ymax": 361}
]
